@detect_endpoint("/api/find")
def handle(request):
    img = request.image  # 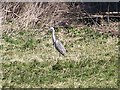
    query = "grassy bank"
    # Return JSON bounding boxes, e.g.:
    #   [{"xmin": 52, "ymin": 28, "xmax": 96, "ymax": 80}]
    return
[{"xmin": 1, "ymin": 25, "xmax": 118, "ymax": 88}]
